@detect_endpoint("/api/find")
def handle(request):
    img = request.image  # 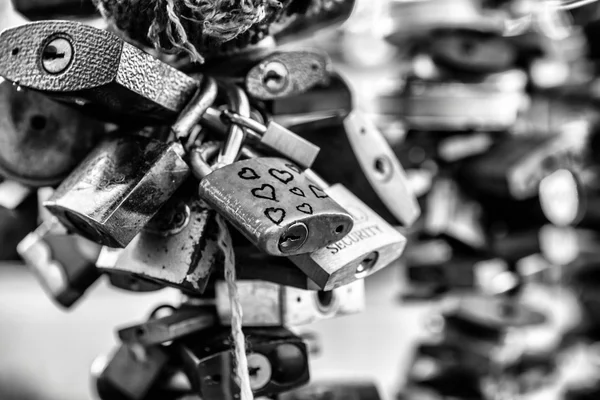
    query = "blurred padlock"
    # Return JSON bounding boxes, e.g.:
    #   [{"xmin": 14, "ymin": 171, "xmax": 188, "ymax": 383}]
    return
[
  {"xmin": 93, "ymin": 344, "xmax": 168, "ymax": 400},
  {"xmin": 424, "ymin": 178, "xmax": 487, "ymax": 251},
  {"xmin": 12, "ymin": 0, "xmax": 98, "ymax": 19},
  {"xmin": 95, "ymin": 246, "xmax": 166, "ymax": 292},
  {"xmin": 118, "ymin": 306, "xmax": 217, "ymax": 346},
  {"xmin": 0, "ymin": 78, "xmax": 105, "ymax": 187},
  {"xmin": 215, "ymin": 279, "xmax": 364, "ymax": 326},
  {"xmin": 17, "ymin": 220, "xmax": 101, "ymax": 308},
  {"xmin": 385, "ymin": 0, "xmax": 503, "ymax": 45},
  {"xmin": 0, "ymin": 21, "xmax": 199, "ymax": 124},
  {"xmin": 400, "ymin": 71, "xmax": 526, "ymax": 132},
  {"xmin": 197, "ymin": 156, "xmax": 353, "ymax": 257},
  {"xmin": 44, "ymin": 135, "xmax": 189, "ymax": 247},
  {"xmin": 460, "ymin": 130, "xmax": 586, "ymax": 200},
  {"xmin": 279, "ymin": 380, "xmax": 382, "ymax": 400},
  {"xmin": 539, "ymin": 167, "xmax": 600, "ymax": 229},
  {"xmin": 179, "ymin": 326, "xmax": 309, "ymax": 400},
  {"xmin": 101, "ymin": 182, "xmax": 223, "ymax": 294},
  {"xmin": 429, "ymin": 29, "xmax": 516, "ymax": 74},
  {"xmin": 288, "ymin": 170, "xmax": 407, "ymax": 290},
  {"xmin": 0, "ymin": 186, "xmax": 38, "ymax": 260}
]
